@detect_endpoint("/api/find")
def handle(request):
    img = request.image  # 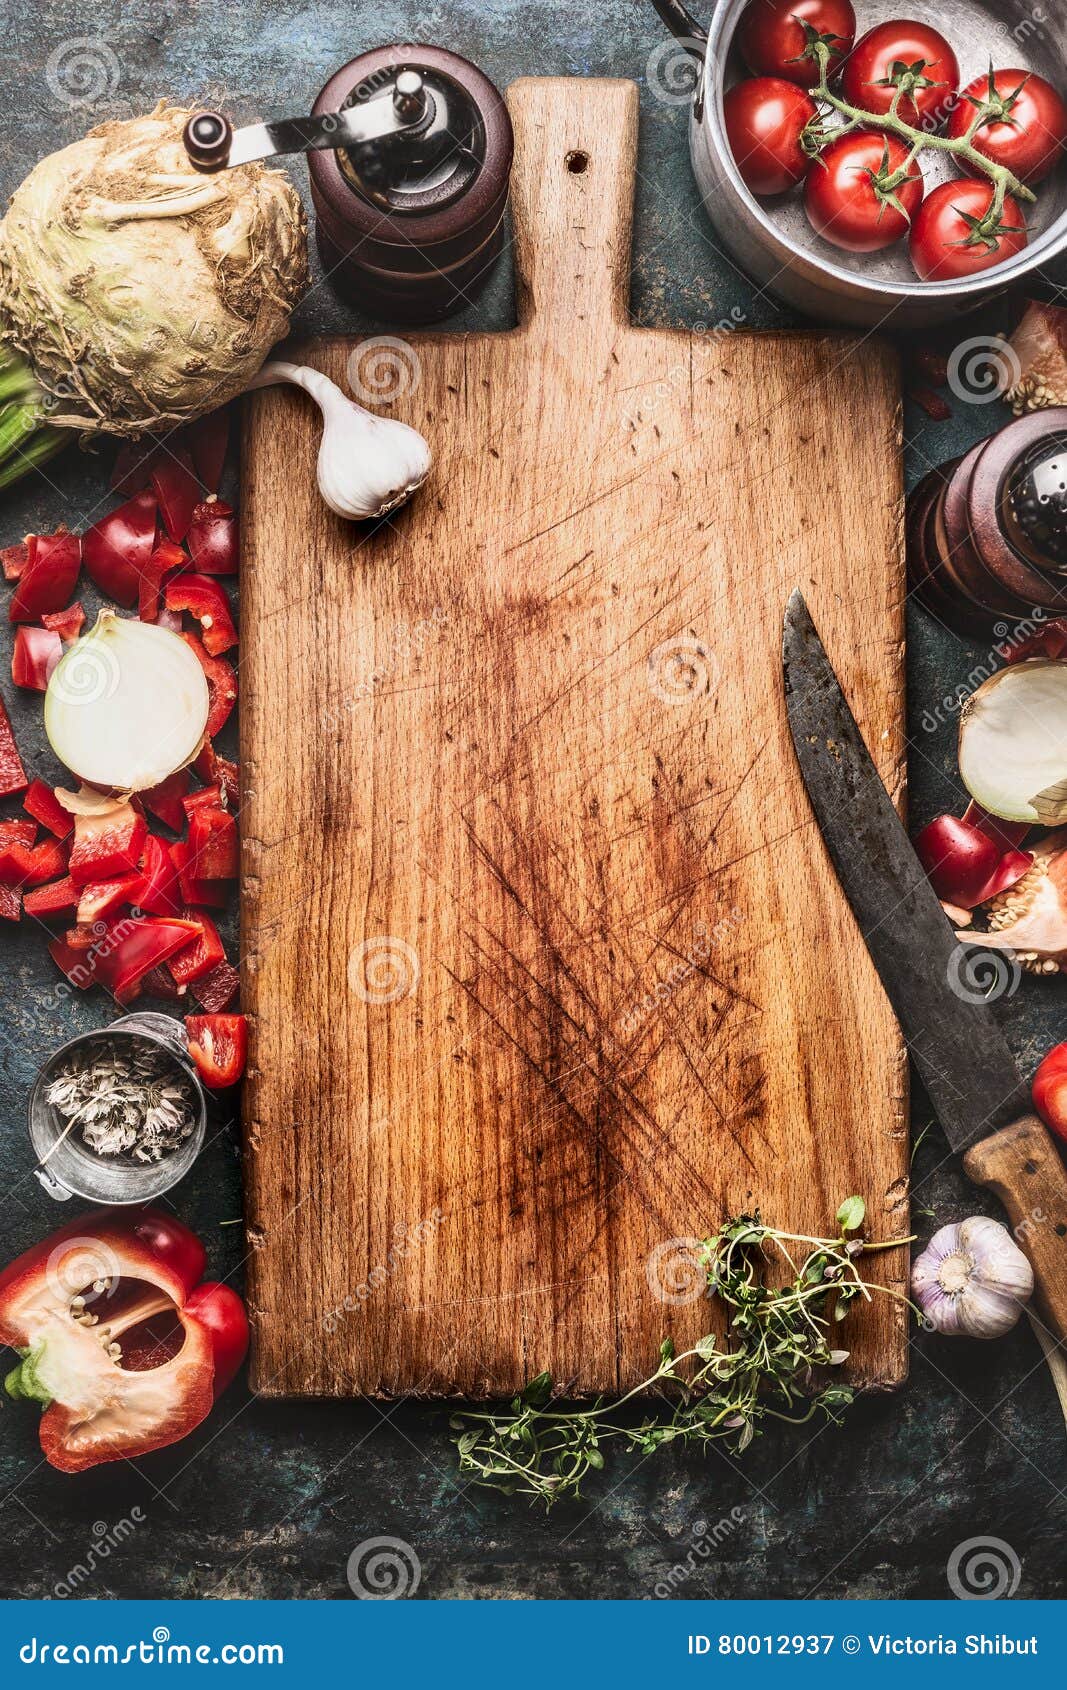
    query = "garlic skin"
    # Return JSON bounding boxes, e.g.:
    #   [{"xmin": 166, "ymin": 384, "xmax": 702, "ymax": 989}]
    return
[
  {"xmin": 249, "ymin": 359, "xmax": 431, "ymax": 521},
  {"xmin": 912, "ymin": 1217, "xmax": 1033, "ymax": 1339}
]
